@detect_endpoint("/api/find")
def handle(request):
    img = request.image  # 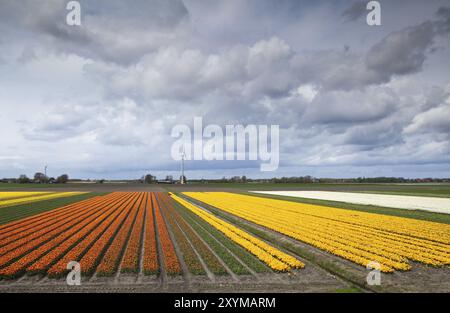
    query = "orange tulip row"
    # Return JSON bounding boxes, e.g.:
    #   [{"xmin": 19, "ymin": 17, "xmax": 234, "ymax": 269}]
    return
[
  {"xmin": 0, "ymin": 201, "xmax": 110, "ymax": 268},
  {"xmin": 76, "ymin": 193, "xmax": 140, "ymax": 275},
  {"xmin": 152, "ymin": 193, "xmax": 181, "ymax": 275},
  {"xmin": 0, "ymin": 194, "xmax": 123, "ymax": 256},
  {"xmin": 0, "ymin": 194, "xmax": 128, "ymax": 278},
  {"xmin": 0, "ymin": 194, "xmax": 111, "ymax": 242},
  {"xmin": 155, "ymin": 193, "xmax": 205, "ymax": 275},
  {"xmin": 142, "ymin": 193, "xmax": 159, "ymax": 275},
  {"xmin": 46, "ymin": 193, "xmax": 137, "ymax": 277},
  {"xmin": 26, "ymin": 194, "xmax": 131, "ymax": 277},
  {"xmin": 0, "ymin": 194, "xmax": 105, "ymax": 236},
  {"xmin": 96, "ymin": 193, "xmax": 144, "ymax": 276},
  {"xmin": 0, "ymin": 192, "xmax": 189, "ymax": 279},
  {"xmin": 120, "ymin": 193, "xmax": 147, "ymax": 273}
]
